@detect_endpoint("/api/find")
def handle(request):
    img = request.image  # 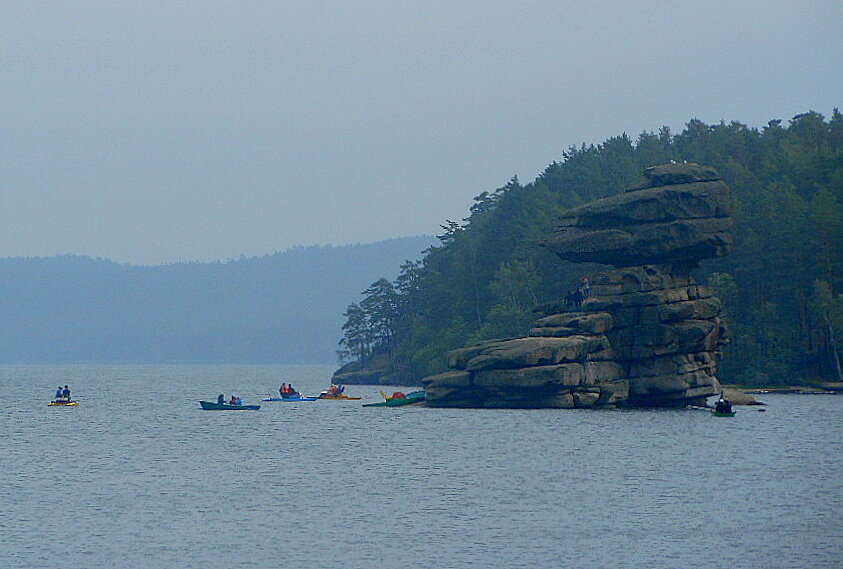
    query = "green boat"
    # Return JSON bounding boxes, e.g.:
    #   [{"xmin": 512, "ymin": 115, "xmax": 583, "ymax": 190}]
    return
[
  {"xmin": 710, "ymin": 409, "xmax": 736, "ymax": 417},
  {"xmin": 363, "ymin": 390, "xmax": 425, "ymax": 407}
]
